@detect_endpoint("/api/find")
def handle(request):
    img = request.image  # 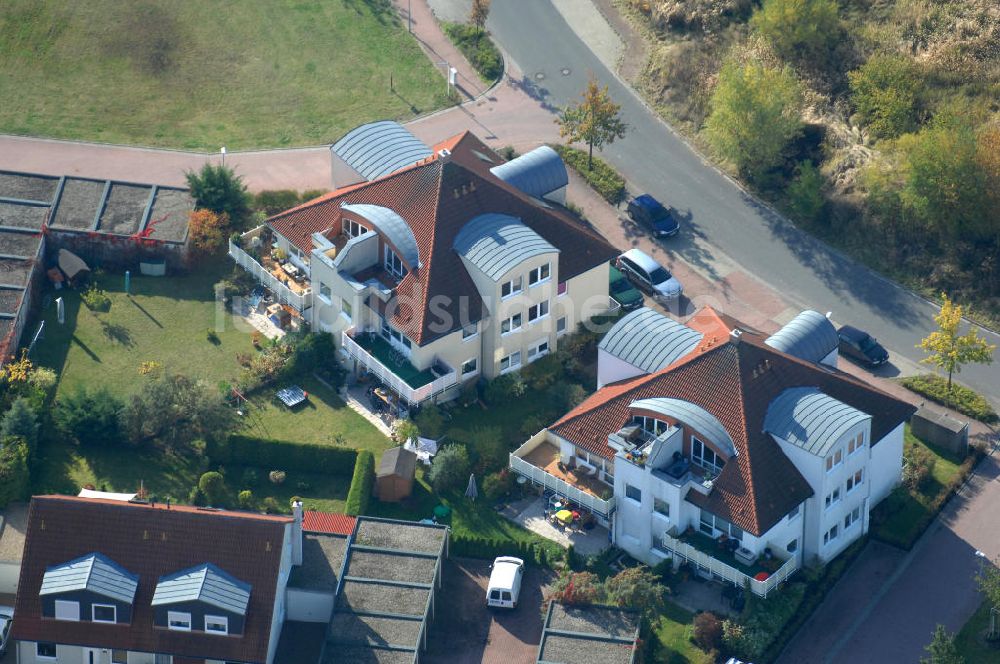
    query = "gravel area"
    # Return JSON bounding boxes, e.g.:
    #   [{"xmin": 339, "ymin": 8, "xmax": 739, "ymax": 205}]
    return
[
  {"xmin": 0, "ymin": 258, "xmax": 35, "ymax": 287},
  {"xmin": 0, "ymin": 171, "xmax": 59, "ymax": 202},
  {"xmin": 324, "ymin": 645, "xmax": 418, "ymax": 664},
  {"xmin": 289, "ymin": 534, "xmax": 348, "ymax": 592},
  {"xmin": 0, "ymin": 503, "xmax": 27, "ymax": 561},
  {"xmin": 354, "ymin": 519, "xmax": 446, "ymax": 554},
  {"xmin": 0, "ymin": 230, "xmax": 44, "ymax": 258},
  {"xmin": 346, "ymin": 550, "xmax": 438, "ymax": 585},
  {"xmin": 147, "ymin": 187, "xmax": 193, "ymax": 243},
  {"xmin": 329, "ymin": 612, "xmax": 423, "ymax": 648},
  {"xmin": 0, "ymin": 288, "xmax": 23, "ymax": 316},
  {"xmin": 99, "ymin": 183, "xmax": 150, "ymax": 235},
  {"xmin": 0, "ymin": 201, "xmax": 48, "ymax": 230},
  {"xmin": 0, "ymin": 319, "xmax": 12, "ymax": 343},
  {"xmin": 548, "ymin": 604, "xmax": 639, "ymax": 639},
  {"xmin": 51, "ymin": 178, "xmax": 104, "ymax": 230},
  {"xmin": 339, "ymin": 580, "xmax": 430, "ymax": 617},
  {"xmin": 538, "ymin": 635, "xmax": 636, "ymax": 664}
]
